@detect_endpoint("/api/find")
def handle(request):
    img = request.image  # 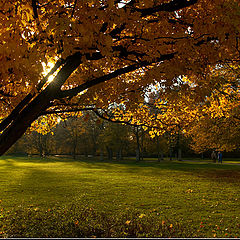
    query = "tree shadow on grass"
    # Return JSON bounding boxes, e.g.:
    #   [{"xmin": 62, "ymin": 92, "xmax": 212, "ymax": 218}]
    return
[
  {"xmin": 2, "ymin": 166, "xmax": 103, "ymax": 209},
  {"xmin": 1, "ymin": 155, "xmax": 240, "ymax": 185}
]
